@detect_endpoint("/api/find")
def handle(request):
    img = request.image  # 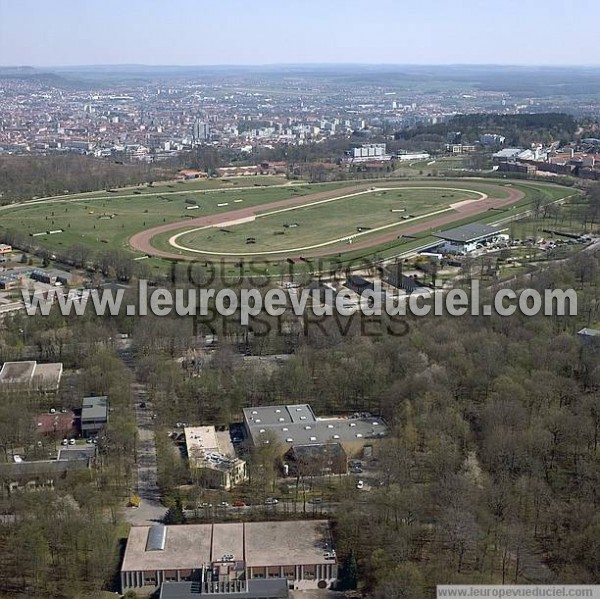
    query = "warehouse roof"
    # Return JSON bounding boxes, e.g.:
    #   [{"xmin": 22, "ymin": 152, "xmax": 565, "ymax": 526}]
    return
[{"xmin": 243, "ymin": 405, "xmax": 386, "ymax": 447}]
